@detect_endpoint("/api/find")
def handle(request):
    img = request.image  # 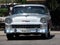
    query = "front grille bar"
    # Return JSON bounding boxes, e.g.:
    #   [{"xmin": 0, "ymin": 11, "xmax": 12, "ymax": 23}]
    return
[{"xmin": 12, "ymin": 25, "xmax": 40, "ymax": 28}]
